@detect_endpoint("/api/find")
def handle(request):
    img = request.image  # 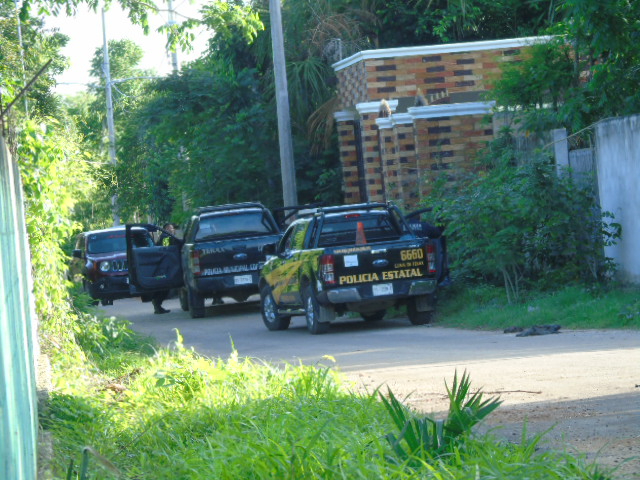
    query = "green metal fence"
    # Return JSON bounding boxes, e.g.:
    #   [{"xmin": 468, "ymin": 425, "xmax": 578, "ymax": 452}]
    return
[{"xmin": 0, "ymin": 135, "xmax": 38, "ymax": 479}]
